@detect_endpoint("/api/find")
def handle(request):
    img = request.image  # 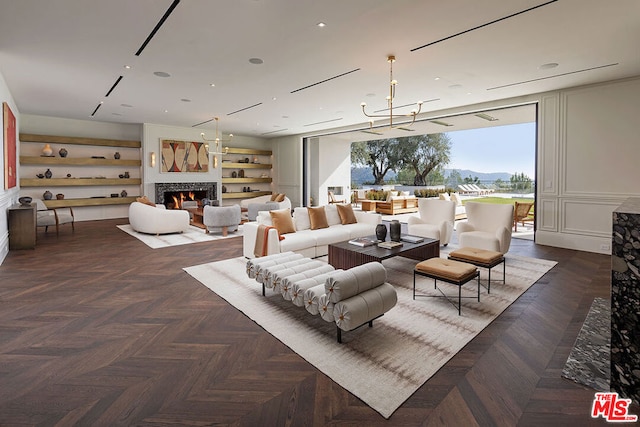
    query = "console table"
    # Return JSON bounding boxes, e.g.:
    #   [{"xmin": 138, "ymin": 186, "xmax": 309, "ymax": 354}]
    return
[{"xmin": 8, "ymin": 203, "xmax": 36, "ymax": 250}]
